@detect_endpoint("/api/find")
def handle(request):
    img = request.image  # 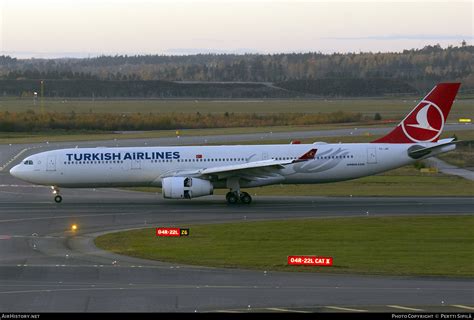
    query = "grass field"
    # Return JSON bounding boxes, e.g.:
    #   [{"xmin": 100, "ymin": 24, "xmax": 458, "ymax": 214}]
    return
[
  {"xmin": 0, "ymin": 122, "xmax": 392, "ymax": 144},
  {"xmin": 0, "ymin": 96, "xmax": 471, "ymax": 145},
  {"xmin": 438, "ymin": 143, "xmax": 474, "ymax": 168},
  {"xmin": 94, "ymin": 215, "xmax": 474, "ymax": 277},
  {"xmin": 1, "ymin": 97, "xmax": 472, "ymax": 120}
]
